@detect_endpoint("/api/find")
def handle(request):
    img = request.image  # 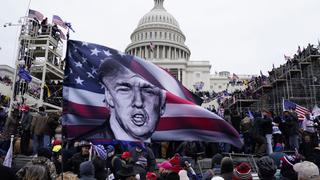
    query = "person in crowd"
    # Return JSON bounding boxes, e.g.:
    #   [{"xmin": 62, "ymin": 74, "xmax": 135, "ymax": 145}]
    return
[
  {"xmin": 251, "ymin": 112, "xmax": 266, "ymax": 155},
  {"xmin": 232, "ymin": 162, "xmax": 253, "ymax": 180},
  {"xmin": 31, "ymin": 106, "xmax": 52, "ymax": 154},
  {"xmin": 117, "ymin": 165, "xmax": 138, "ymax": 180},
  {"xmin": 121, "ymin": 151, "xmax": 133, "ymax": 165},
  {"xmin": 299, "ymin": 134, "xmax": 314, "ymax": 160},
  {"xmin": 220, "ymin": 157, "xmax": 234, "ymax": 180},
  {"xmin": 20, "ymin": 105, "xmax": 32, "ymax": 155},
  {"xmin": 133, "ymin": 156, "xmax": 148, "ymax": 180},
  {"xmin": 0, "ymin": 106, "xmax": 7, "ymax": 130},
  {"xmin": 286, "ymin": 109, "xmax": 300, "ymax": 151},
  {"xmin": 98, "ymin": 58, "xmax": 166, "ymax": 142},
  {"xmin": 130, "ymin": 144, "xmax": 156, "ymax": 172},
  {"xmin": 302, "ymin": 112, "xmax": 318, "ymax": 147},
  {"xmin": 240, "ymin": 116, "xmax": 253, "ymax": 154},
  {"xmin": 105, "ymin": 145, "xmax": 120, "ymax": 178},
  {"xmin": 16, "ymin": 147, "xmax": 57, "ymax": 180},
  {"xmin": 23, "ymin": 164, "xmax": 49, "ymax": 180},
  {"xmin": 179, "ymin": 159, "xmax": 198, "ymax": 180},
  {"xmin": 92, "ymin": 157, "xmax": 107, "ymax": 180},
  {"xmin": 178, "ymin": 170, "xmax": 189, "ymax": 180},
  {"xmin": 256, "ymin": 156, "xmax": 277, "ymax": 180},
  {"xmin": 261, "ymin": 110, "xmax": 273, "ymax": 155},
  {"xmin": 52, "ymin": 140, "xmax": 63, "ymax": 174},
  {"xmin": 293, "ymin": 161, "xmax": 319, "ymax": 180},
  {"xmin": 157, "ymin": 160, "xmax": 174, "ymax": 179},
  {"xmin": 146, "ymin": 172, "xmax": 157, "ymax": 180},
  {"xmin": 79, "ymin": 161, "xmax": 96, "ymax": 180},
  {"xmin": 56, "ymin": 171, "xmax": 79, "ymax": 180},
  {"xmin": 310, "ymin": 145, "xmax": 320, "ymax": 168},
  {"xmin": 279, "ymin": 154, "xmax": 300, "ymax": 180},
  {"xmin": 40, "ymin": 17, "xmax": 48, "ymax": 34},
  {"xmin": 51, "ymin": 24, "xmax": 59, "ymax": 40},
  {"xmin": 272, "ymin": 116, "xmax": 283, "ymax": 151},
  {"xmin": 0, "ymin": 163, "xmax": 18, "ymax": 180},
  {"xmin": 168, "ymin": 153, "xmax": 182, "ymax": 173},
  {"xmin": 211, "ymin": 153, "xmax": 223, "ymax": 175},
  {"xmin": 268, "ymin": 143, "xmax": 286, "ymax": 168},
  {"xmin": 68, "ymin": 140, "xmax": 91, "ymax": 176}
]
